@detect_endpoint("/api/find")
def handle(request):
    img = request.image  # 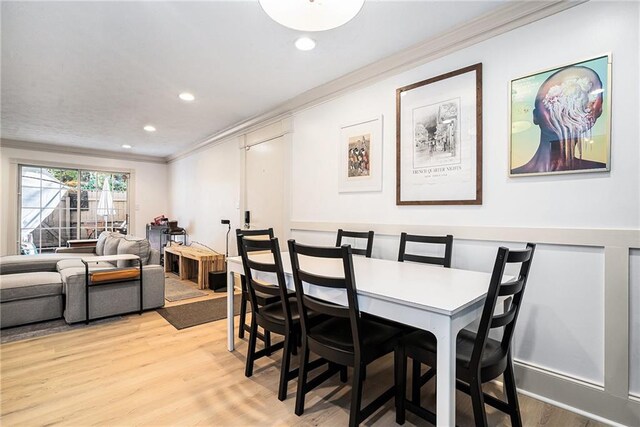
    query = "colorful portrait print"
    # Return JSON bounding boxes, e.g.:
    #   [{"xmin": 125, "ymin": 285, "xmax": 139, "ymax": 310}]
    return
[{"xmin": 510, "ymin": 55, "xmax": 611, "ymax": 176}]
